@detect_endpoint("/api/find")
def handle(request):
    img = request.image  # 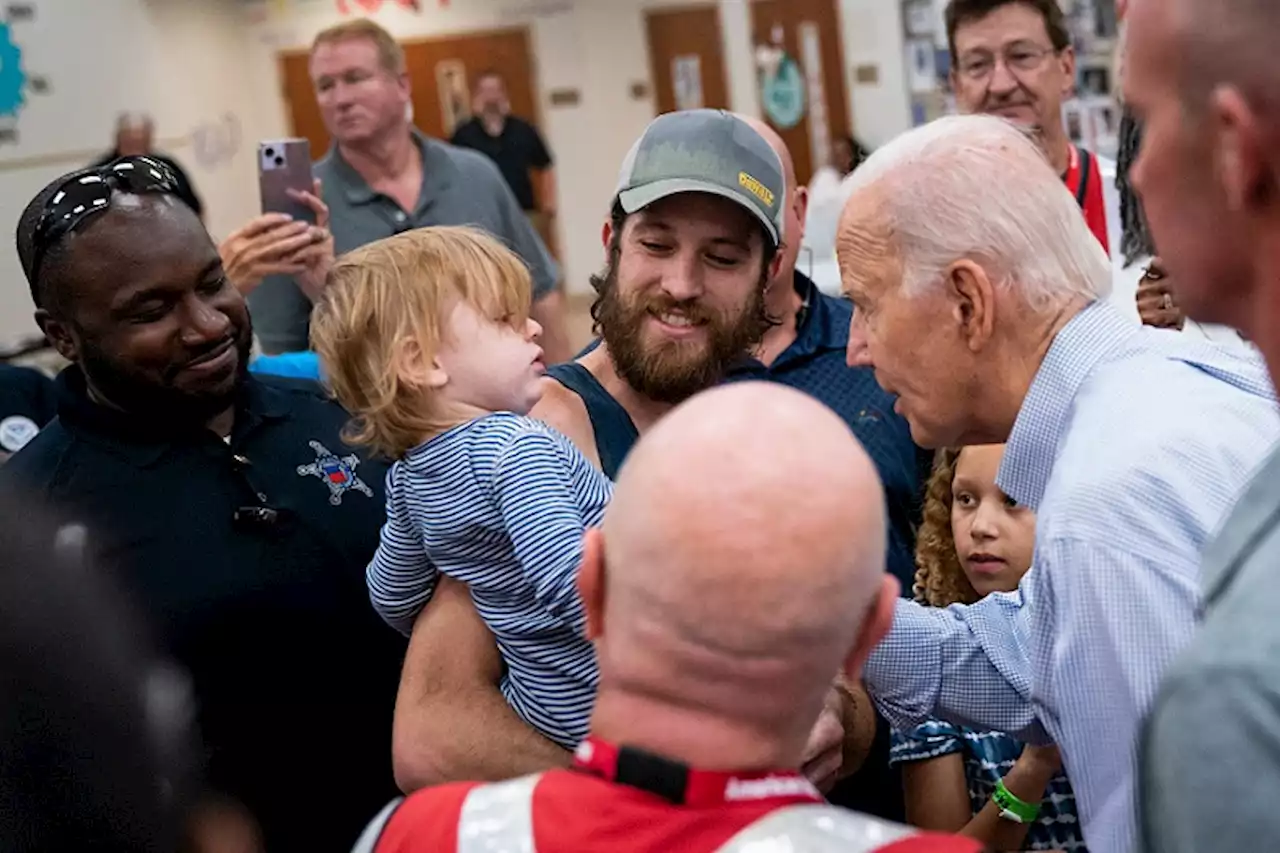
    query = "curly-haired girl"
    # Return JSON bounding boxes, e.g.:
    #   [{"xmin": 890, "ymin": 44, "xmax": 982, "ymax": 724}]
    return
[{"xmin": 890, "ymin": 445, "xmax": 1086, "ymax": 852}]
